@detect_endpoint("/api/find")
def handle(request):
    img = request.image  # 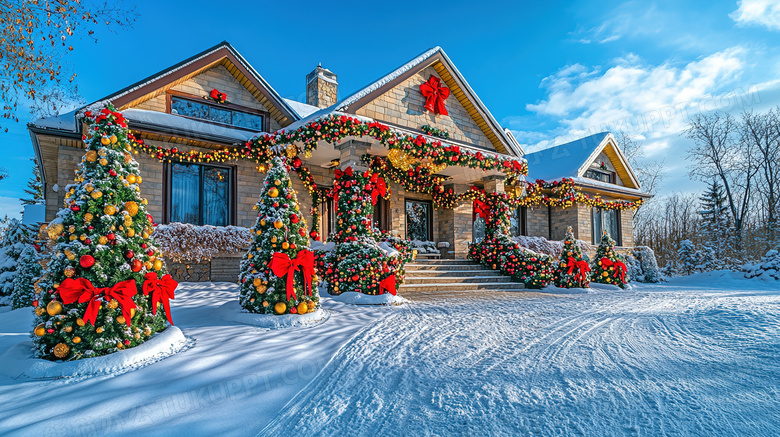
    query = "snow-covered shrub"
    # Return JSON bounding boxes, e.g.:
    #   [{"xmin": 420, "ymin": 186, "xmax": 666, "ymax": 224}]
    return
[
  {"xmin": 625, "ymin": 246, "xmax": 661, "ymax": 283},
  {"xmin": 153, "ymin": 223, "xmax": 252, "ymax": 263},
  {"xmin": 744, "ymin": 246, "xmax": 780, "ymax": 281},
  {"xmin": 11, "ymin": 245, "xmax": 41, "ymax": 309},
  {"xmin": 0, "ymin": 219, "xmax": 35, "ymax": 303},
  {"xmin": 410, "ymin": 240, "xmax": 439, "ymax": 254},
  {"xmin": 511, "ymin": 235, "xmax": 589, "ymax": 258}
]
